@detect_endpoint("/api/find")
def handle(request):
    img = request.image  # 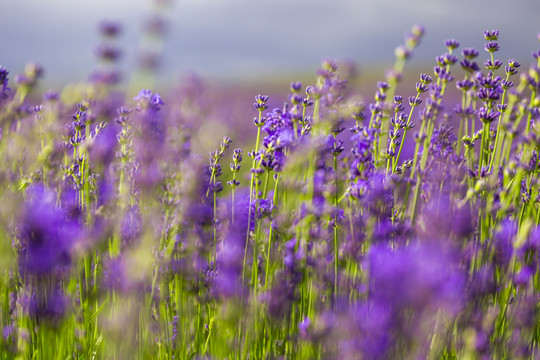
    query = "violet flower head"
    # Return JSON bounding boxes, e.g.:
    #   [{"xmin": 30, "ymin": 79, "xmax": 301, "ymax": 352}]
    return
[
  {"xmin": 477, "ymin": 107, "xmax": 499, "ymax": 124},
  {"xmin": 0, "ymin": 66, "xmax": 10, "ymax": 100},
  {"xmin": 89, "ymin": 69, "xmax": 121, "ymax": 85},
  {"xmin": 290, "ymin": 81, "xmax": 302, "ymax": 93},
  {"xmin": 254, "ymin": 94, "xmax": 269, "ymax": 111},
  {"xmin": 484, "ymin": 41, "xmax": 500, "ymax": 53},
  {"xmin": 215, "ymin": 230, "xmax": 244, "ymax": 298},
  {"xmin": 43, "ymin": 90, "xmax": 59, "ymax": 102},
  {"xmin": 411, "ymin": 24, "xmax": 425, "ymax": 37},
  {"xmin": 321, "ymin": 59, "xmax": 338, "ymax": 74},
  {"xmin": 430, "ymin": 124, "xmax": 457, "ymax": 160},
  {"xmin": 99, "ymin": 20, "xmax": 122, "ymax": 37},
  {"xmin": 420, "ymin": 73, "xmax": 433, "ymax": 84},
  {"xmin": 493, "ymin": 219, "xmax": 517, "ymax": 267},
  {"xmin": 134, "ymin": 89, "xmax": 164, "ymax": 111},
  {"xmin": 460, "ymin": 59, "xmax": 480, "ymax": 73},
  {"xmin": 445, "ymin": 39, "xmax": 460, "ymax": 50},
  {"xmin": 483, "ymin": 29, "xmax": 499, "ymax": 41},
  {"xmin": 24, "ymin": 289, "xmax": 68, "ymax": 326},
  {"xmin": 462, "ymin": 47, "xmax": 479, "ymax": 59},
  {"xmin": 457, "ymin": 79, "xmax": 474, "ymax": 91},
  {"xmin": 17, "ymin": 185, "xmax": 82, "ymax": 276},
  {"xmin": 95, "ymin": 44, "xmax": 122, "ymax": 62},
  {"xmin": 368, "ymin": 241, "xmax": 465, "ymax": 314}
]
